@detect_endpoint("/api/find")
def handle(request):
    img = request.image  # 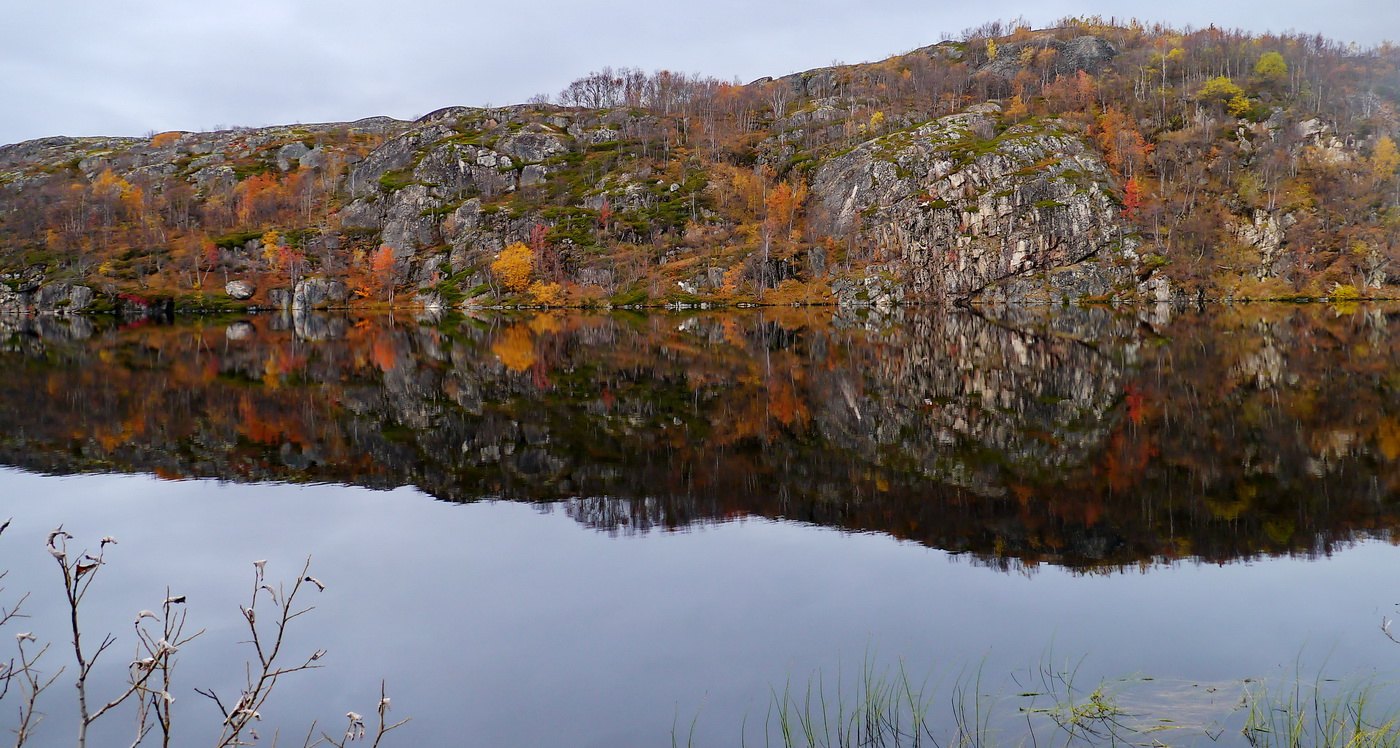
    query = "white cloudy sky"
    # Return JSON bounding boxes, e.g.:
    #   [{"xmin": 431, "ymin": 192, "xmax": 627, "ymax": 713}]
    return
[{"xmin": 2, "ymin": 0, "xmax": 1396, "ymax": 146}]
